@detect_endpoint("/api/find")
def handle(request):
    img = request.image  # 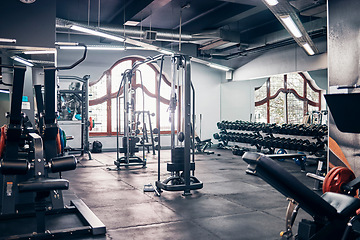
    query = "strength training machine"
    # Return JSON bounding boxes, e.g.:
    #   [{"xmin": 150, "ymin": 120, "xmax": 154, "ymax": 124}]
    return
[
  {"xmin": 57, "ymin": 75, "xmax": 92, "ymax": 160},
  {"xmin": 0, "ymin": 45, "xmax": 105, "ymax": 239},
  {"xmin": 155, "ymin": 54, "xmax": 203, "ymax": 196},
  {"xmin": 243, "ymin": 152, "xmax": 360, "ymax": 240},
  {"xmin": 113, "ymin": 56, "xmax": 158, "ymax": 168}
]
